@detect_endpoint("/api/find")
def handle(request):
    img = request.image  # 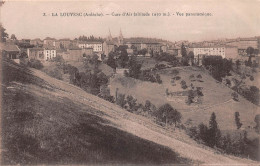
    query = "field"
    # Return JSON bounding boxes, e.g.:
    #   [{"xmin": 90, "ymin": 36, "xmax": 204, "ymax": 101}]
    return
[{"xmin": 110, "ymin": 66, "xmax": 260, "ymax": 130}]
